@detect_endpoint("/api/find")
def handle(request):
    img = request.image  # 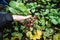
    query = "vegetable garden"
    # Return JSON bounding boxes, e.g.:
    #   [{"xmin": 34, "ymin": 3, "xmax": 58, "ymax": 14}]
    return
[{"xmin": 3, "ymin": 0, "xmax": 60, "ymax": 40}]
